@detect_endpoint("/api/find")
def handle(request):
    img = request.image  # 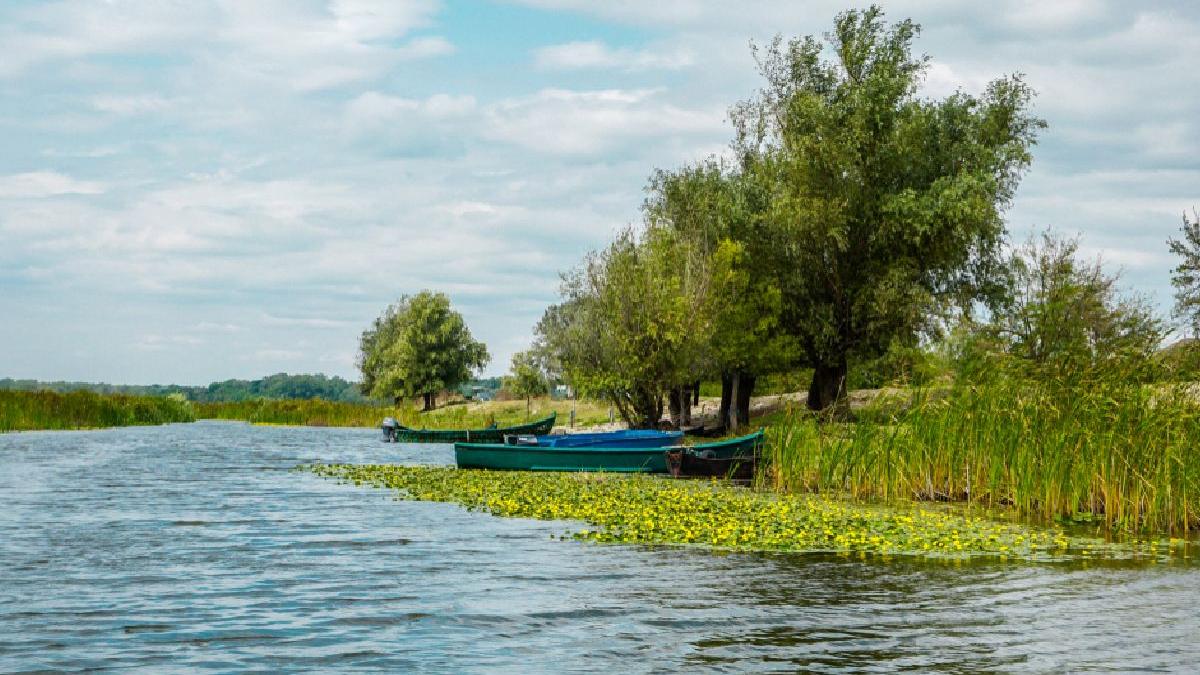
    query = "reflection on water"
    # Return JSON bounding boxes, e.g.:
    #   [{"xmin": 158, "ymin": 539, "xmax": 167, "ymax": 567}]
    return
[{"xmin": 1, "ymin": 421, "xmax": 1197, "ymax": 672}]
